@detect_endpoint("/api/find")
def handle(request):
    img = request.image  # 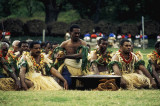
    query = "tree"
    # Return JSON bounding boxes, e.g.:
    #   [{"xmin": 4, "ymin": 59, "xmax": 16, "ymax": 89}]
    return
[{"xmin": 38, "ymin": 0, "xmax": 67, "ymax": 24}]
